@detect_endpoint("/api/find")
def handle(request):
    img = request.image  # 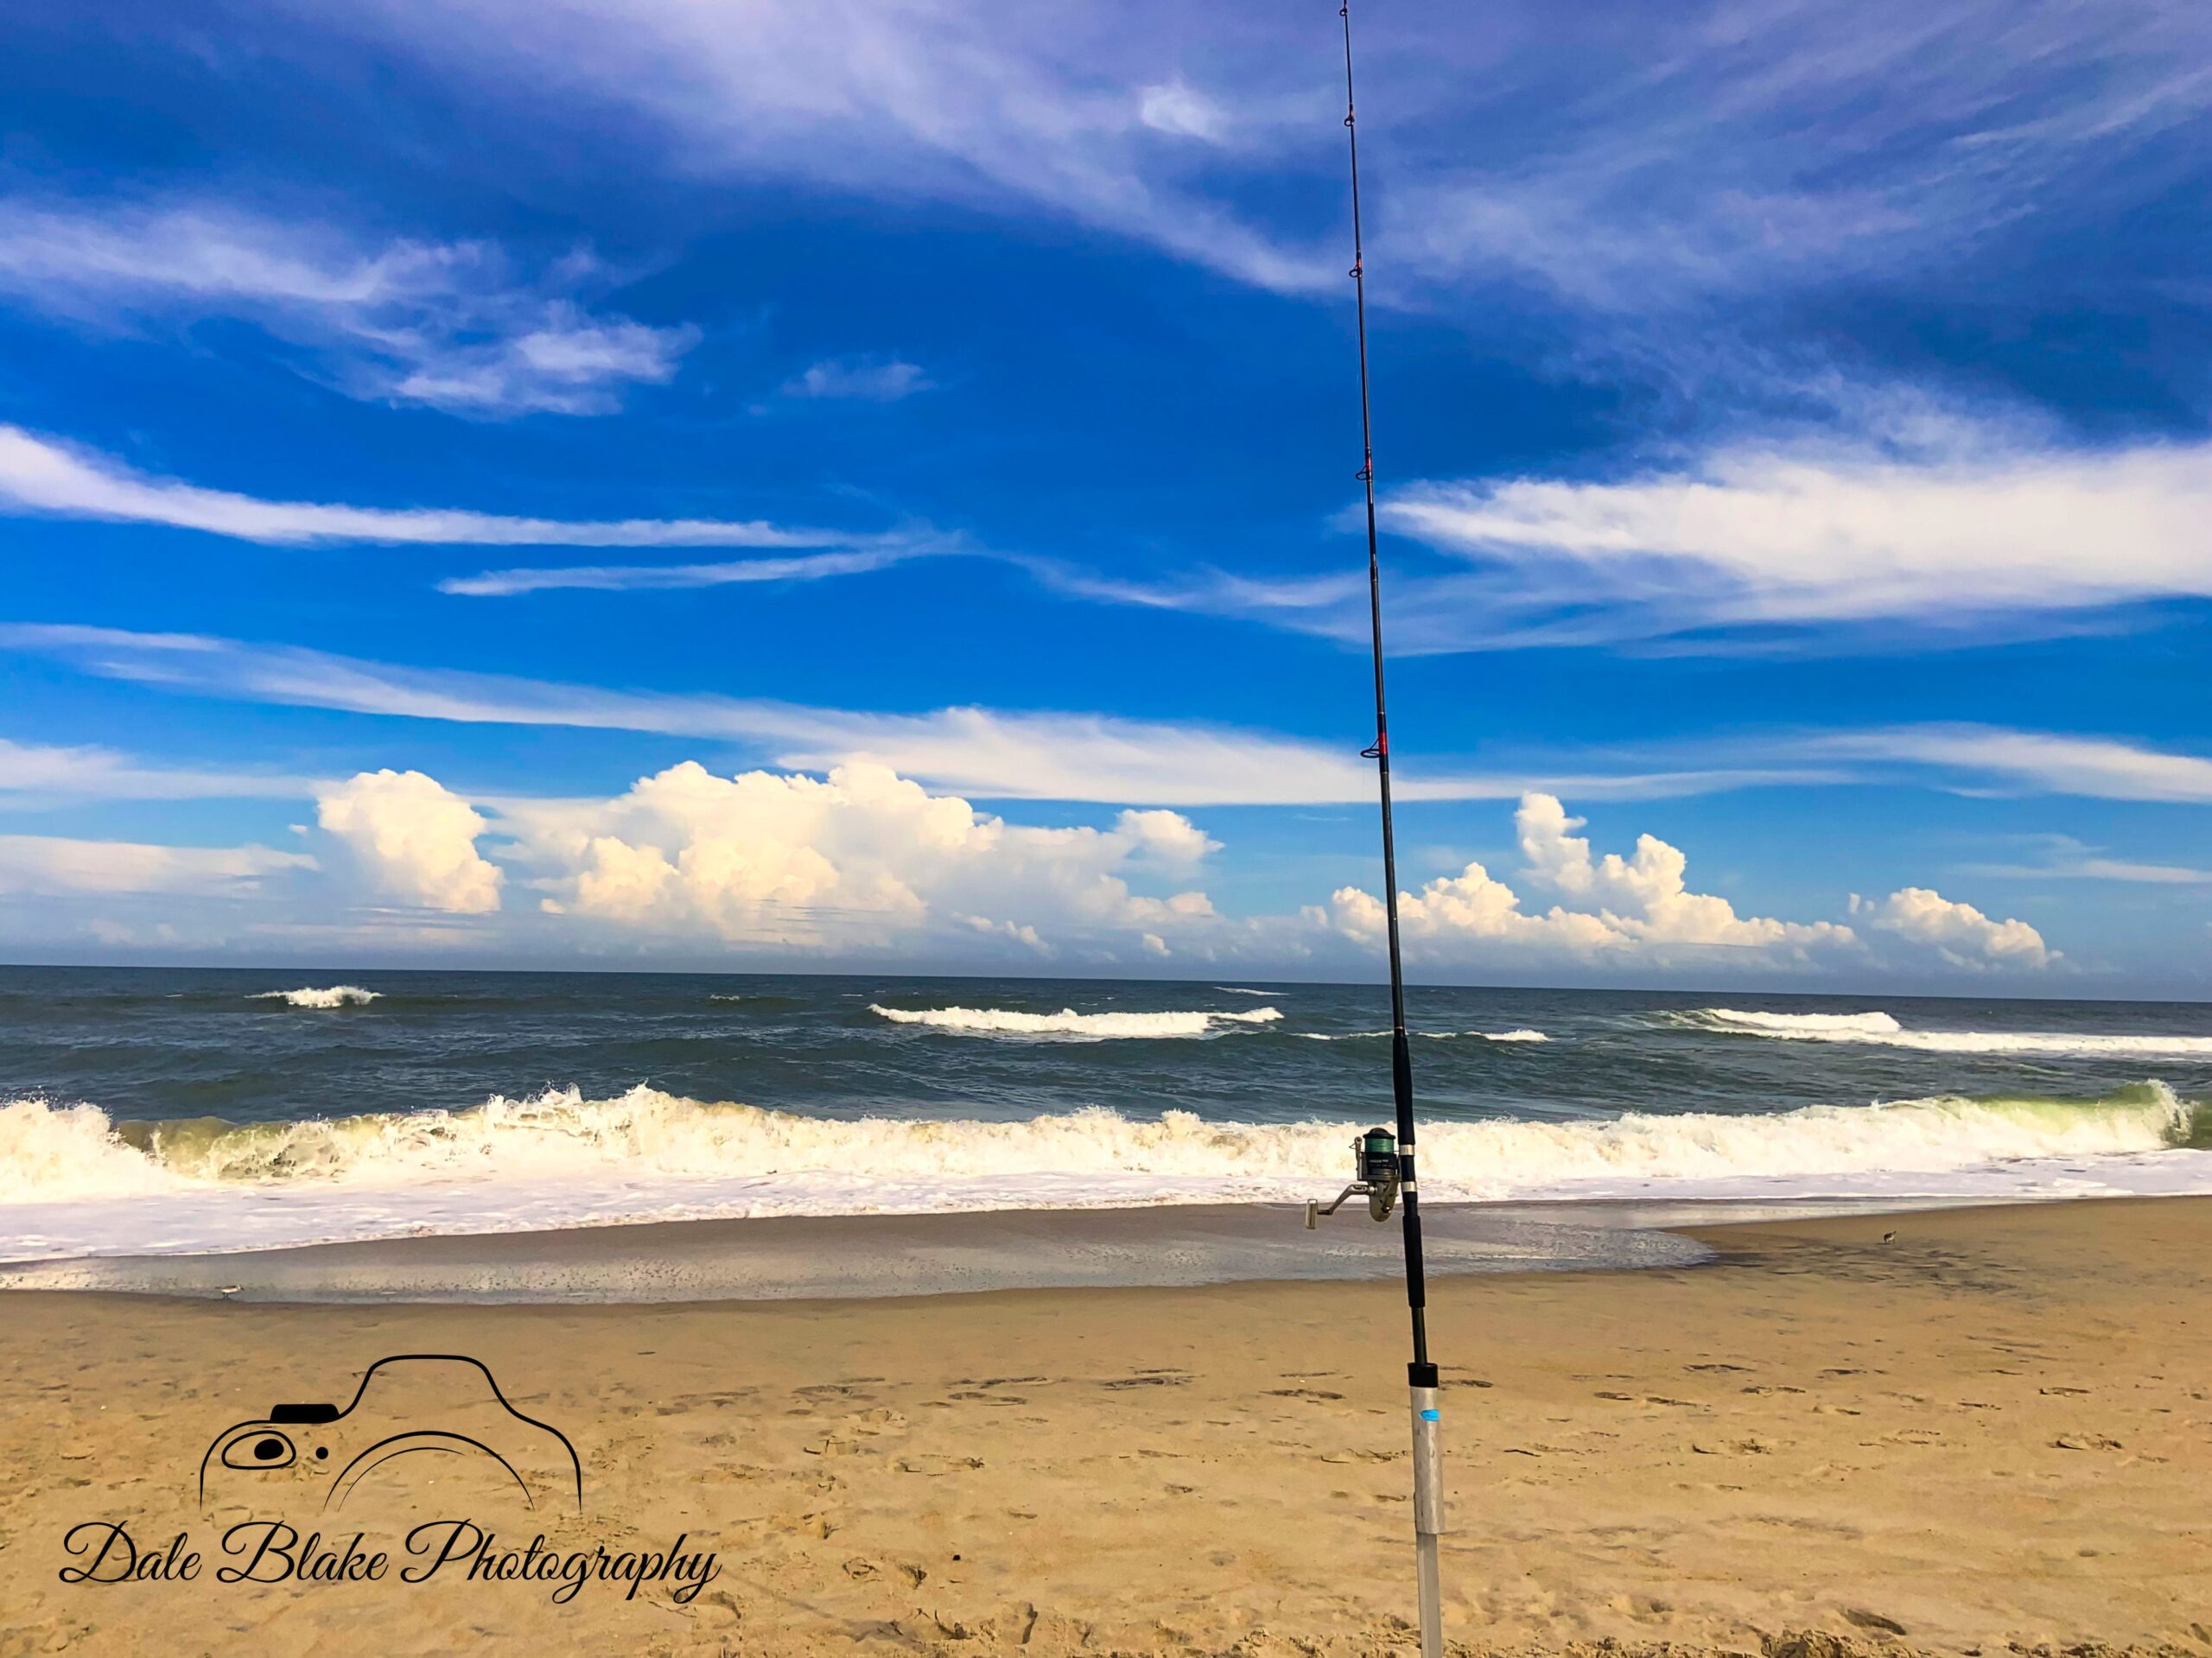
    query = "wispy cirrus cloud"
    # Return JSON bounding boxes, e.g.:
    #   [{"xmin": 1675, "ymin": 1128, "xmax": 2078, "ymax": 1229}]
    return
[
  {"xmin": 9, "ymin": 625, "xmax": 2209, "ymax": 811},
  {"xmin": 1802, "ymin": 726, "xmax": 2212, "ymax": 804},
  {"xmin": 0, "ymin": 834, "xmax": 314, "ymax": 897},
  {"xmin": 0, "ymin": 622, "xmax": 1825, "ymax": 807},
  {"xmin": 437, "ymin": 546, "xmax": 940, "ymax": 597},
  {"xmin": 781, "ymin": 357, "xmax": 935, "ymax": 402},
  {"xmin": 0, "ymin": 736, "xmax": 311, "ymax": 805},
  {"xmin": 1955, "ymin": 835, "xmax": 2212, "ymax": 886},
  {"xmin": 313, "ymin": 0, "xmax": 2212, "ymax": 321},
  {"xmin": 0, "ymin": 425, "xmax": 885, "ymax": 549},
  {"xmin": 1376, "ymin": 428, "xmax": 2212, "ymax": 646},
  {"xmin": 315, "ymin": 0, "xmax": 1342, "ymax": 296},
  {"xmin": 1380, "ymin": 0, "xmax": 2212, "ymax": 313},
  {"xmin": 0, "ymin": 200, "xmax": 696, "ymax": 416}
]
